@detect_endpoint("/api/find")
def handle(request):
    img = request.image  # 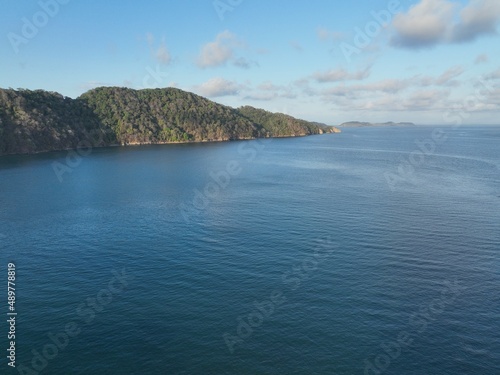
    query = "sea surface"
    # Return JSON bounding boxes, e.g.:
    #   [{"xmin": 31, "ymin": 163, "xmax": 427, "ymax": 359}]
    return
[{"xmin": 0, "ymin": 125, "xmax": 499, "ymax": 375}]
